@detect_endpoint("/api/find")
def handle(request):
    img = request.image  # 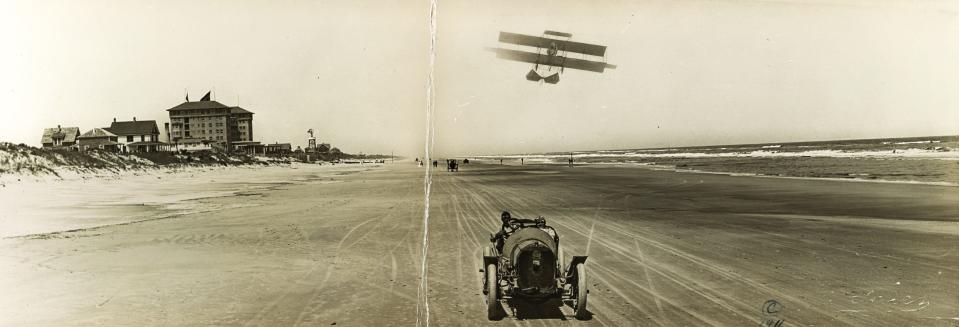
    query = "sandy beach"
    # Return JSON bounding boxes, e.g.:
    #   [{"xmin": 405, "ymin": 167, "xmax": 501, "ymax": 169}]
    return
[
  {"xmin": 2, "ymin": 163, "xmax": 958, "ymax": 326},
  {"xmin": 0, "ymin": 164, "xmax": 427, "ymax": 326}
]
